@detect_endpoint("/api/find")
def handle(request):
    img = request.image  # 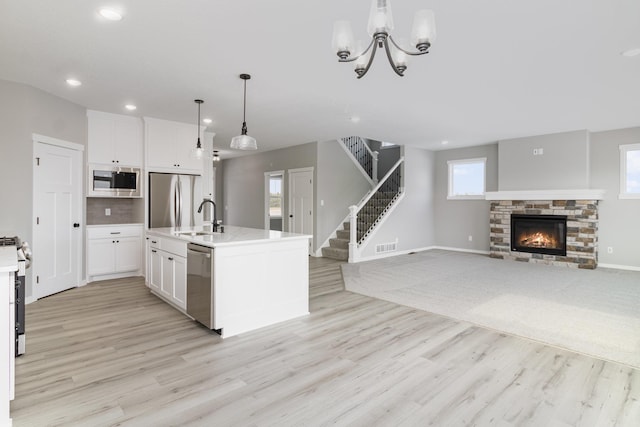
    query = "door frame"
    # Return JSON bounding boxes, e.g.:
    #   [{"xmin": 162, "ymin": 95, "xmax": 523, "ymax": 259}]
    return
[
  {"xmin": 287, "ymin": 167, "xmax": 314, "ymax": 253},
  {"xmin": 264, "ymin": 170, "xmax": 284, "ymax": 231},
  {"xmin": 32, "ymin": 133, "xmax": 84, "ymax": 301}
]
